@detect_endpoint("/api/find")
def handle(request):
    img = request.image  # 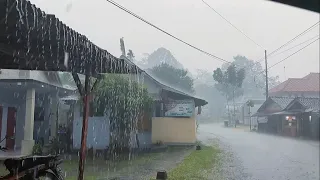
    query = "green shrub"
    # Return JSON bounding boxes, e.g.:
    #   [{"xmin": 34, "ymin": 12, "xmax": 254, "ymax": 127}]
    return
[{"xmin": 32, "ymin": 143, "xmax": 43, "ymax": 155}]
